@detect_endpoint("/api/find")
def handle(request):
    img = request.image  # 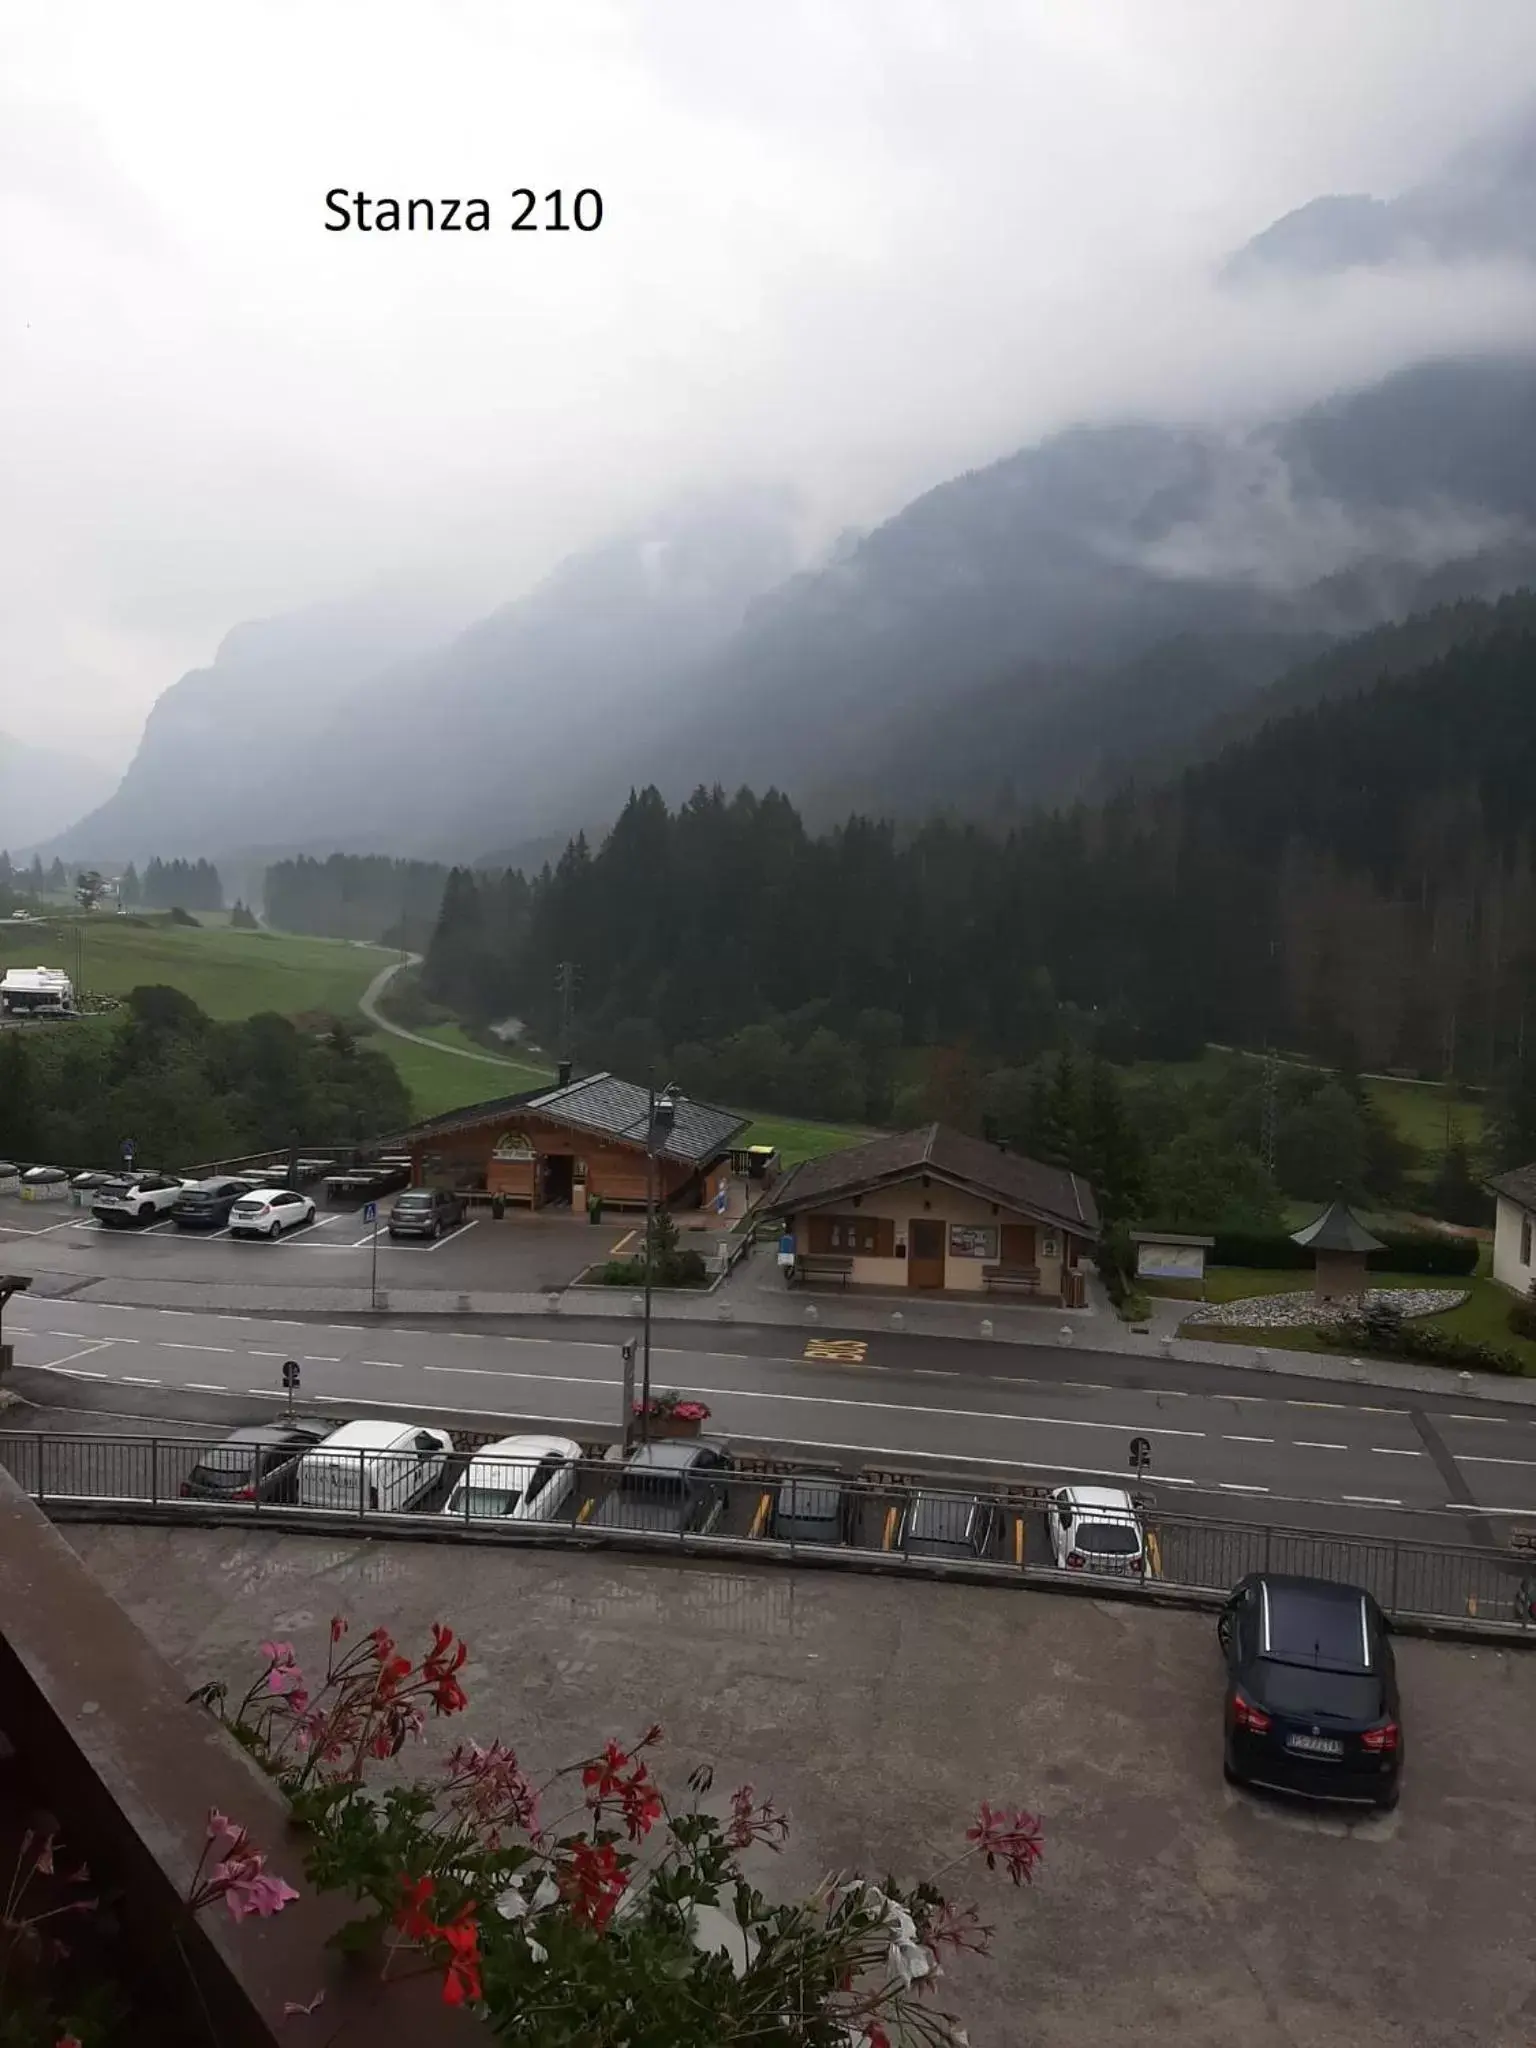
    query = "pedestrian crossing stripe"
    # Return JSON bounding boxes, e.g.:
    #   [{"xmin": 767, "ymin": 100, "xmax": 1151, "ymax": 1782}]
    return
[{"xmin": 804, "ymin": 1338, "xmax": 868, "ymax": 1363}]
